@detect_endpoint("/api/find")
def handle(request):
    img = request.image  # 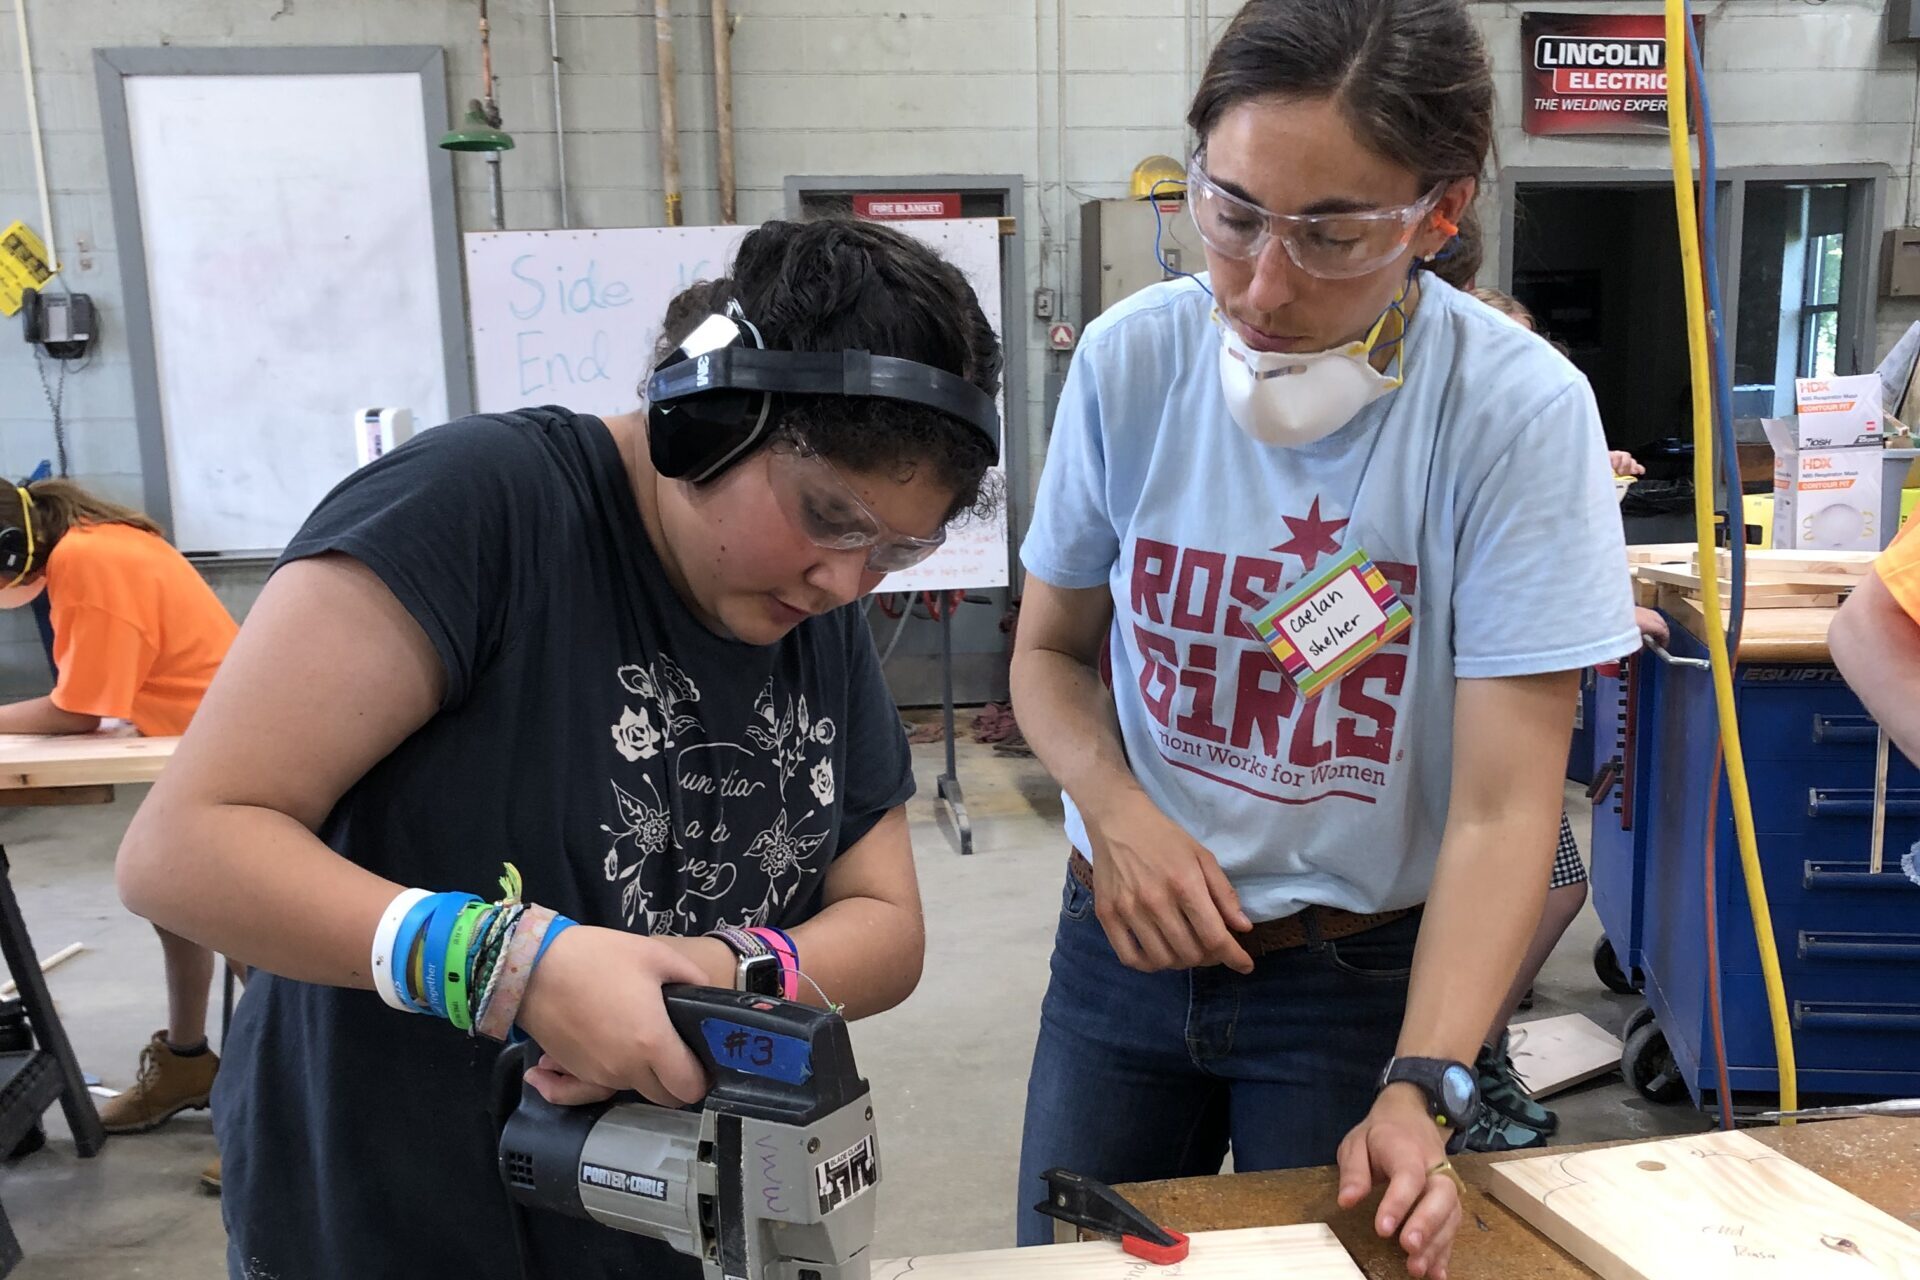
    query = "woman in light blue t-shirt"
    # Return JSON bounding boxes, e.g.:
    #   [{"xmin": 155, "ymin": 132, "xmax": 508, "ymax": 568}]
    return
[{"xmin": 1011, "ymin": 2, "xmax": 1636, "ymax": 1277}]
